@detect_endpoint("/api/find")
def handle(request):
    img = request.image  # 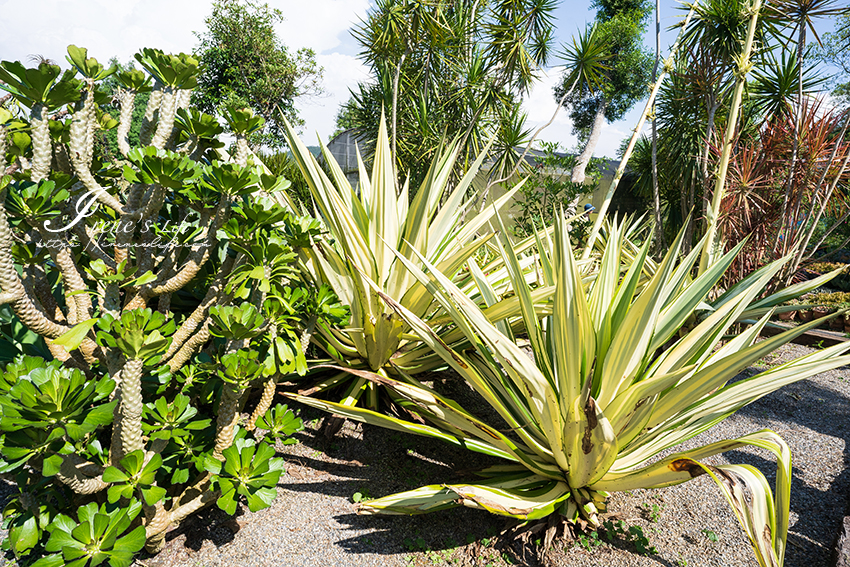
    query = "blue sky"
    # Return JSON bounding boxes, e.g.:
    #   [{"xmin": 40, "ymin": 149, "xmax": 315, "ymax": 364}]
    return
[{"xmin": 0, "ymin": 0, "xmax": 841, "ymax": 158}]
